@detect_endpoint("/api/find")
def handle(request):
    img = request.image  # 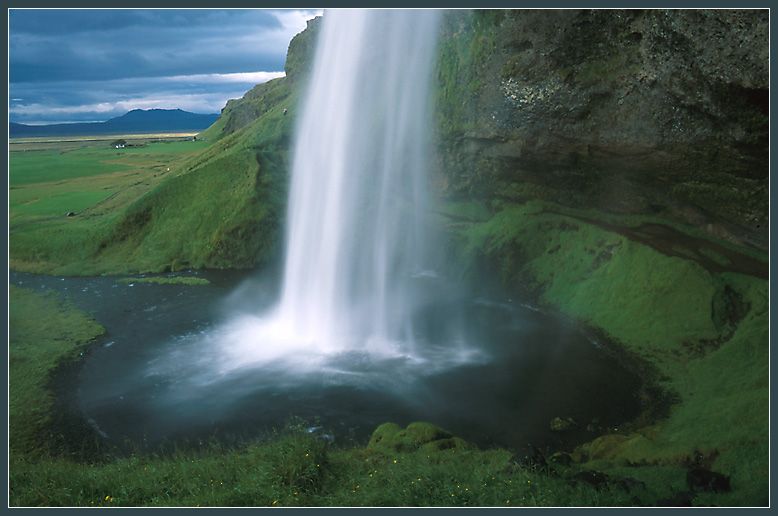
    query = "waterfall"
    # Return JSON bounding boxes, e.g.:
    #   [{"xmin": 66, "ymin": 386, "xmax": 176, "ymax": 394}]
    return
[
  {"xmin": 276, "ymin": 9, "xmax": 442, "ymax": 353},
  {"xmin": 190, "ymin": 8, "xmax": 484, "ymax": 380}
]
